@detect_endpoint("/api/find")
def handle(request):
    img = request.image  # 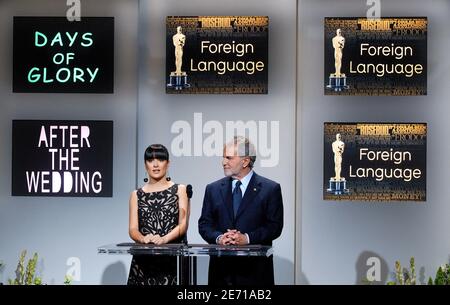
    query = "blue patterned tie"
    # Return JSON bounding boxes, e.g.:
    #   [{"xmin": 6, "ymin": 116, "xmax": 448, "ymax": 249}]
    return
[{"xmin": 233, "ymin": 180, "xmax": 242, "ymax": 216}]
